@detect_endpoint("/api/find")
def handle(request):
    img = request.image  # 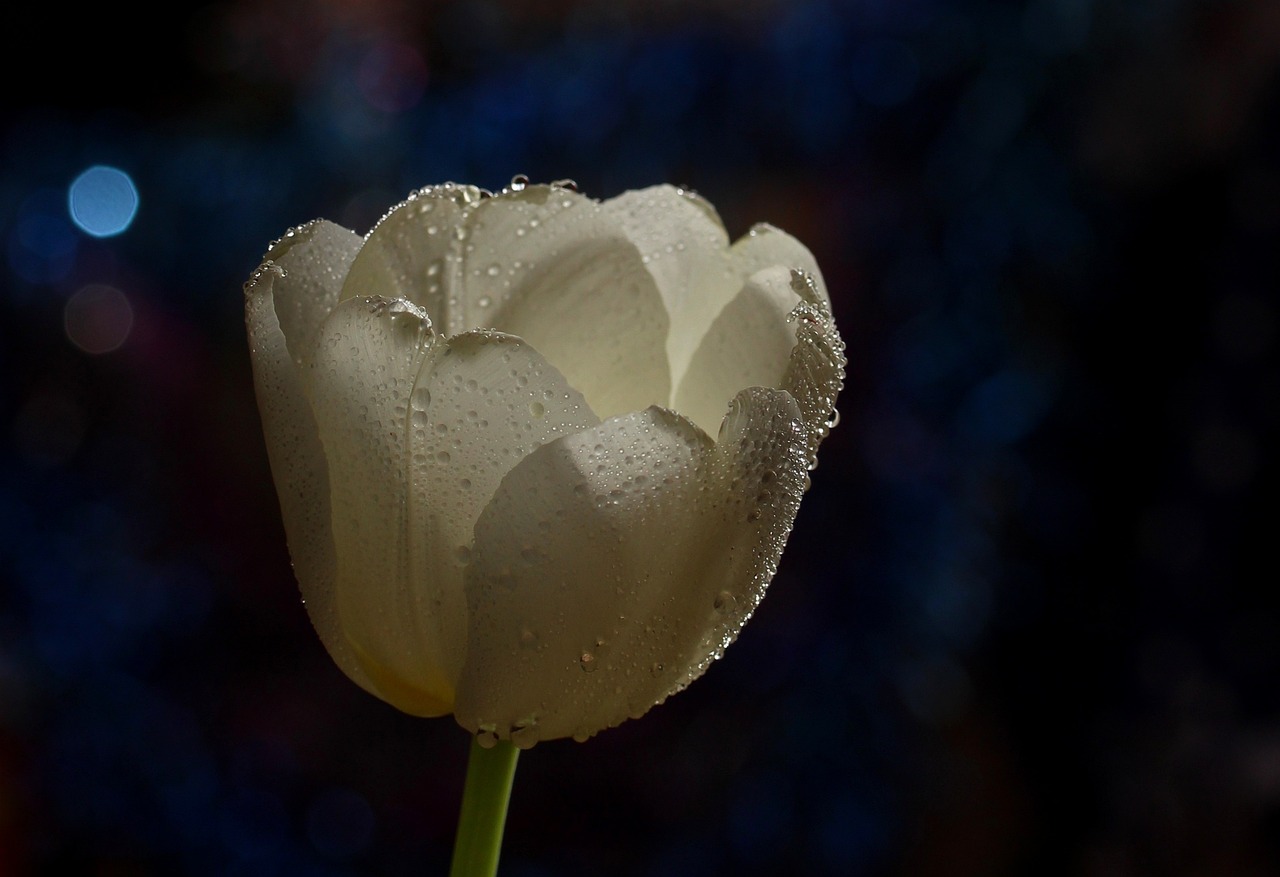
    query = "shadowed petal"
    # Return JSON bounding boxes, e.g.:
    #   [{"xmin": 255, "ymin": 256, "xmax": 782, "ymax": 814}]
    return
[
  {"xmin": 404, "ymin": 329, "xmax": 601, "ymax": 695},
  {"xmin": 261, "ymin": 219, "xmax": 364, "ymax": 366},
  {"xmin": 304, "ymin": 295, "xmax": 453, "ymax": 716},
  {"xmin": 731, "ymin": 223, "xmax": 829, "ymax": 306},
  {"xmin": 339, "ymin": 184, "xmax": 487, "ymax": 335},
  {"xmin": 454, "ymin": 389, "xmax": 810, "ymax": 745},
  {"xmin": 244, "ymin": 262, "xmax": 375, "ymax": 697},
  {"xmin": 462, "ymin": 186, "xmax": 673, "ymax": 419},
  {"xmin": 672, "ymin": 266, "xmax": 801, "ymax": 435},
  {"xmin": 782, "ymin": 271, "xmax": 847, "ymax": 462},
  {"xmin": 601, "ymin": 185, "xmax": 741, "ymax": 390}
]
